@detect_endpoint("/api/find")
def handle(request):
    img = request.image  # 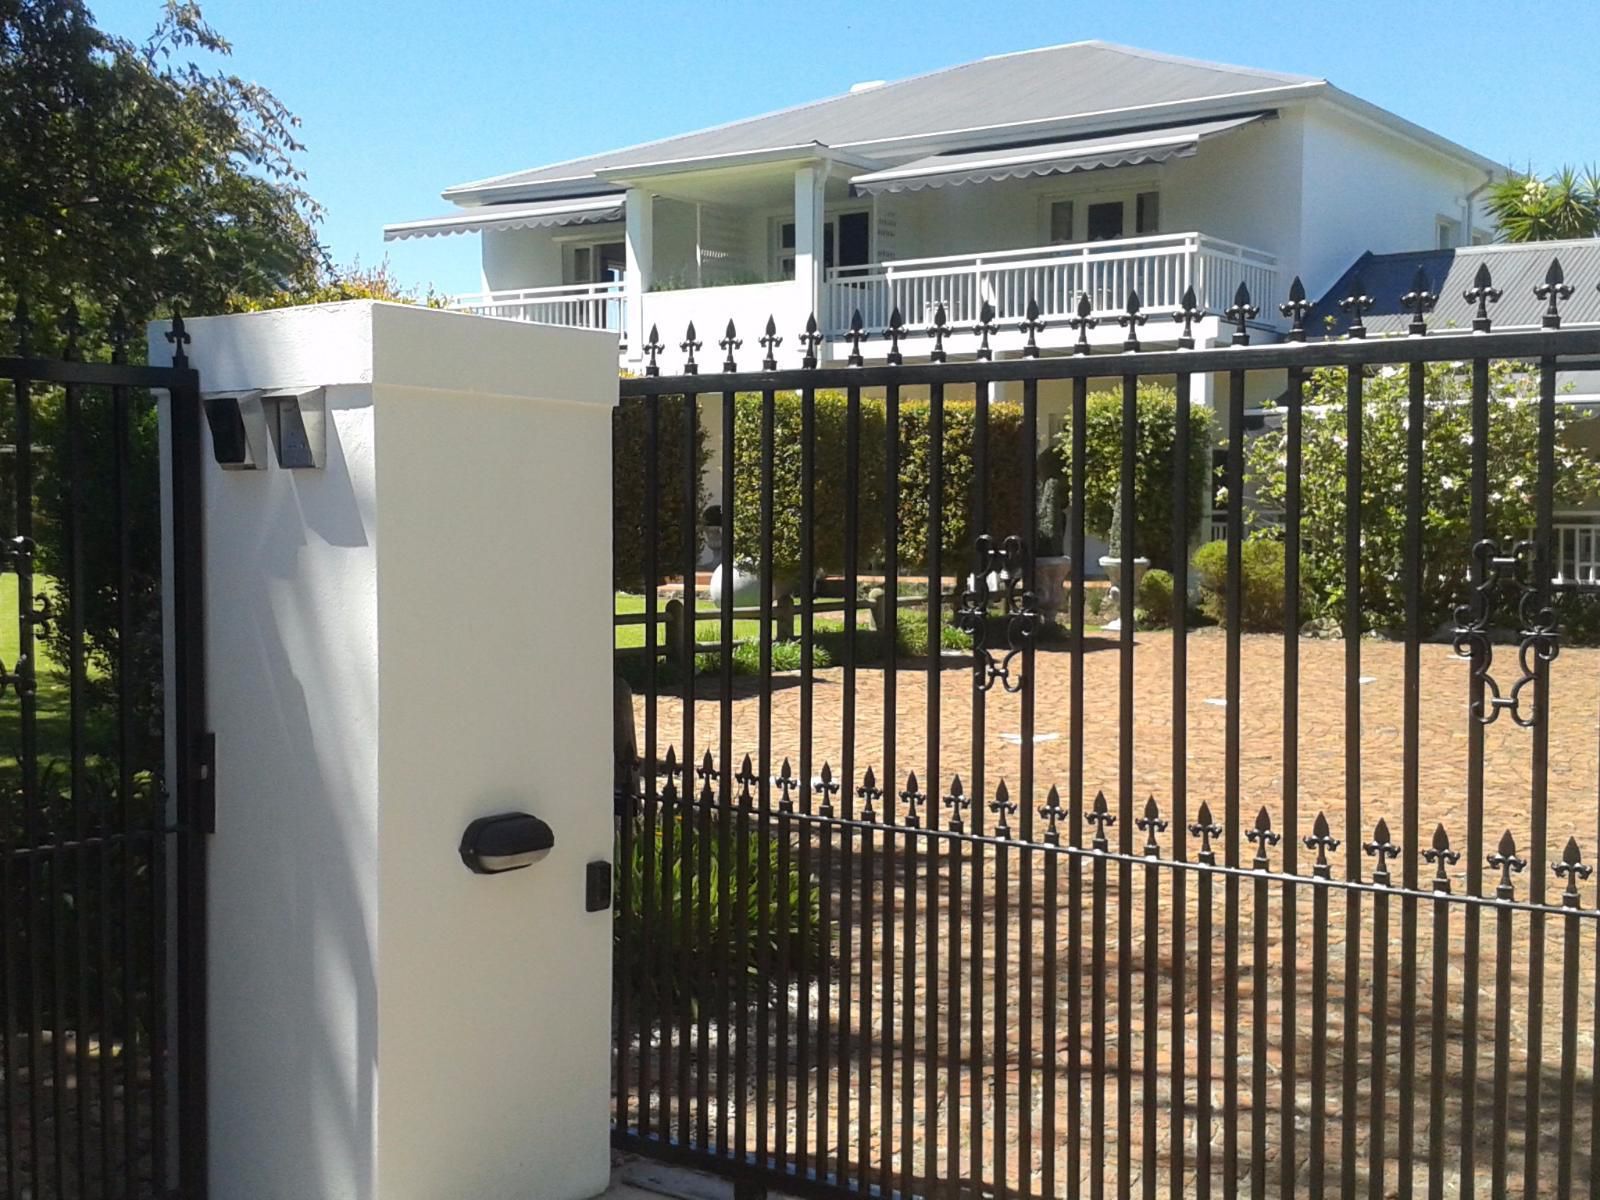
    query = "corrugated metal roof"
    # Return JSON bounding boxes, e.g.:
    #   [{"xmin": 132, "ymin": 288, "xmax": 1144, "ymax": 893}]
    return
[
  {"xmin": 851, "ymin": 113, "xmax": 1267, "ymax": 194},
  {"xmin": 382, "ymin": 194, "xmax": 625, "ymax": 242},
  {"xmin": 445, "ymin": 42, "xmax": 1315, "ymax": 200},
  {"xmin": 1314, "ymin": 241, "xmax": 1600, "ymax": 335}
]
